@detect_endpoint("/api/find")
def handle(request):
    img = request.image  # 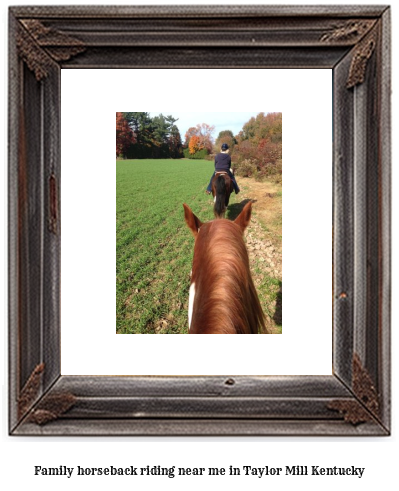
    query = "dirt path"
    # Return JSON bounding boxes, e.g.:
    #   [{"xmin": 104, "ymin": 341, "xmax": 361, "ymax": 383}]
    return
[{"xmin": 238, "ymin": 177, "xmax": 282, "ymax": 333}]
